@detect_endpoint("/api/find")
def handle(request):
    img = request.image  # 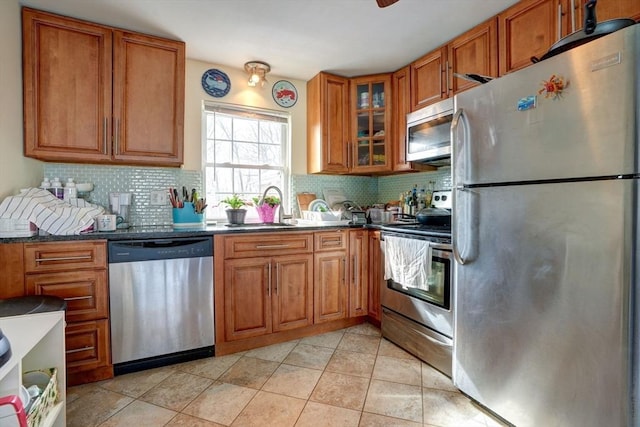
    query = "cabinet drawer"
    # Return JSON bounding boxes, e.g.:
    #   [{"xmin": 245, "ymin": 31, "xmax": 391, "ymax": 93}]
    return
[
  {"xmin": 224, "ymin": 233, "xmax": 313, "ymax": 258},
  {"xmin": 314, "ymin": 230, "xmax": 347, "ymax": 251},
  {"xmin": 65, "ymin": 319, "xmax": 110, "ymax": 373},
  {"xmin": 26, "ymin": 270, "xmax": 108, "ymax": 322},
  {"xmin": 24, "ymin": 241, "xmax": 106, "ymax": 273}
]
